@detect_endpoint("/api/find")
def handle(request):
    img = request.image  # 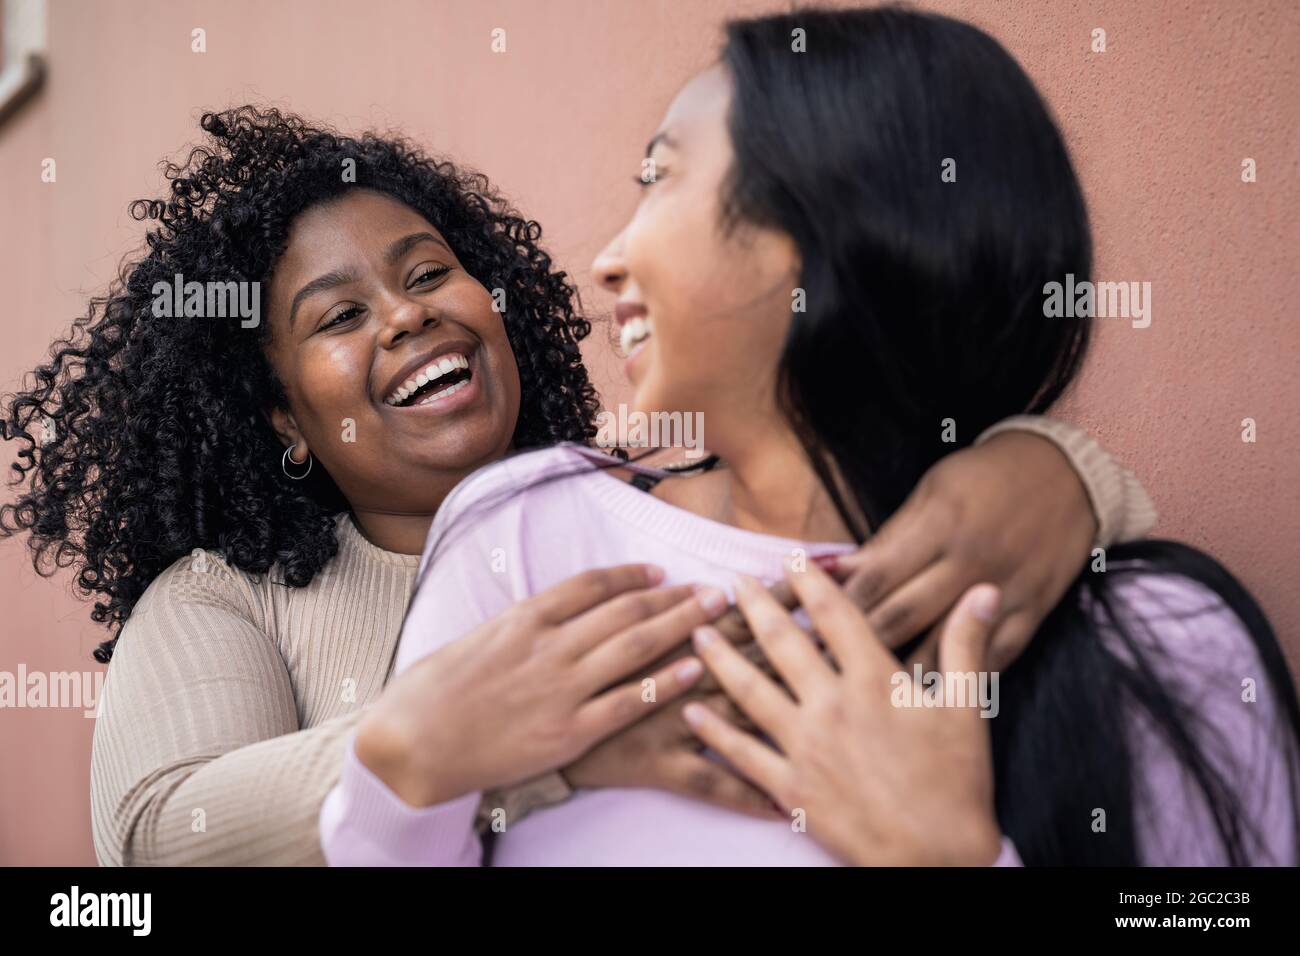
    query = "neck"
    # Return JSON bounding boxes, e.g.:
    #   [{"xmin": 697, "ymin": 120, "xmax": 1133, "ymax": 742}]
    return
[
  {"xmin": 343, "ymin": 443, "xmax": 518, "ymax": 555},
  {"xmin": 686, "ymin": 413, "xmax": 857, "ymax": 544},
  {"xmin": 347, "ymin": 509, "xmax": 435, "ymax": 555}
]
